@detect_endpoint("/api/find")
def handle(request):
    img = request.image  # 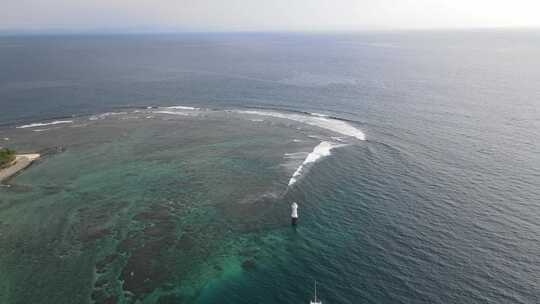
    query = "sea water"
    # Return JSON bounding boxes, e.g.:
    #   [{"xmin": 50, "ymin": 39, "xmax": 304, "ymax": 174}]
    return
[{"xmin": 0, "ymin": 31, "xmax": 539, "ymax": 304}]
